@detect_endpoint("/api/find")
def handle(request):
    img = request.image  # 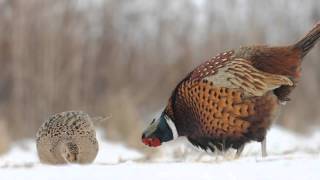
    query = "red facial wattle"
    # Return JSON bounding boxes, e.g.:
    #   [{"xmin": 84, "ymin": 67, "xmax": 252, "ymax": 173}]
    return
[{"xmin": 142, "ymin": 138, "xmax": 161, "ymax": 147}]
